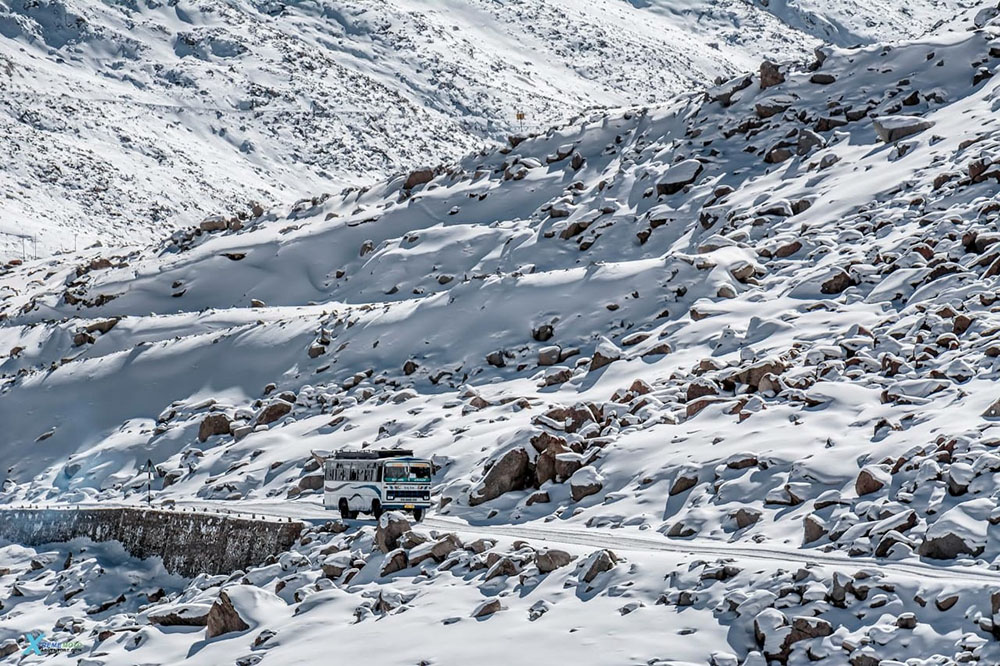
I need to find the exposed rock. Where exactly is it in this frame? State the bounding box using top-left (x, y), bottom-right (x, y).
top-left (198, 413), bottom-right (232, 442)
top-left (532, 324), bottom-right (555, 342)
top-left (656, 159), bottom-right (703, 196)
top-left (403, 167), bottom-right (434, 190)
top-left (569, 467), bottom-right (604, 502)
top-left (873, 116), bottom-right (935, 143)
top-left (472, 598), bottom-right (502, 618)
top-left (256, 399), bottom-right (293, 426)
top-left (380, 548), bottom-right (409, 576)
top-left (581, 549), bottom-right (618, 583)
top-left (298, 474), bottom-right (323, 491)
top-left (149, 603), bottom-right (211, 627)
top-left (670, 470), bottom-right (699, 496)
top-left (469, 447), bottom-right (531, 506)
top-left (538, 346), bottom-right (561, 366)
top-left (589, 337), bottom-right (621, 372)
top-left (206, 590), bottom-right (250, 638)
top-left (535, 549), bottom-right (573, 573)
top-left (376, 512), bottom-right (411, 553)
top-left (733, 508), bottom-right (762, 529)
top-left (760, 61), bottom-right (784, 89)
top-left (855, 465), bottom-right (890, 496)
top-left (526, 490), bottom-right (550, 506)
top-left (821, 269), bottom-right (853, 294)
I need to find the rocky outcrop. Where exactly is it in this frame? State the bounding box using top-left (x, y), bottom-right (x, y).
top-left (469, 447), bottom-right (531, 506)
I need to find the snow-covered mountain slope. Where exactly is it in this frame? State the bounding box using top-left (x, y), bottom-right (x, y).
top-left (0, 0), bottom-right (975, 257)
top-left (6, 9), bottom-right (1000, 665)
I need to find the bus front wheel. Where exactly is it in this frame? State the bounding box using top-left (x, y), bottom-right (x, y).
top-left (372, 500), bottom-right (383, 519)
top-left (412, 508), bottom-right (424, 522)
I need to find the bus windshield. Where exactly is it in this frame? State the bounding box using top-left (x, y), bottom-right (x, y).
top-left (384, 463), bottom-right (431, 482)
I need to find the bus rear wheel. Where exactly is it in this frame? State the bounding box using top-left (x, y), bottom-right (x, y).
top-left (339, 499), bottom-right (352, 521)
top-left (412, 508), bottom-right (424, 522)
top-left (371, 500), bottom-right (383, 519)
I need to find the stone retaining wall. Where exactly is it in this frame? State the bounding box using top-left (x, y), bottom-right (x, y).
top-left (0, 507), bottom-right (303, 576)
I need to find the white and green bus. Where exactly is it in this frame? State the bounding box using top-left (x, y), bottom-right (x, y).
top-left (323, 449), bottom-right (433, 521)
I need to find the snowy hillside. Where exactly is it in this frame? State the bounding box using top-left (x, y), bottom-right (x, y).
top-left (0, 0), bottom-right (975, 257)
top-left (6, 5), bottom-right (1000, 666)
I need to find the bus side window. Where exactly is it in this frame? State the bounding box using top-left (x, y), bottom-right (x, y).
top-left (377, 466), bottom-right (383, 482)
top-left (349, 466), bottom-right (357, 481)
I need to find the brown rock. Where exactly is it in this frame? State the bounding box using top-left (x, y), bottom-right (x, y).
top-left (376, 512), bottom-right (412, 553)
top-left (256, 399), bottom-right (293, 426)
top-left (821, 269), bottom-right (852, 294)
top-left (469, 447), bottom-right (531, 506)
top-left (760, 61), bottom-right (784, 89)
top-left (535, 549), bottom-right (573, 573)
top-left (403, 167), bottom-right (434, 190)
top-left (582, 549), bottom-right (618, 583)
top-left (206, 590), bottom-right (250, 638)
top-left (198, 413), bottom-right (232, 442)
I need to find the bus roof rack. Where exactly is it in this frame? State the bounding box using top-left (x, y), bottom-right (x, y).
top-left (331, 449), bottom-right (415, 460)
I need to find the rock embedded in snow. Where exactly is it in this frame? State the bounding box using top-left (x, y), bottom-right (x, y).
top-left (380, 549), bottom-right (409, 576)
top-left (872, 116), bottom-right (935, 143)
top-left (469, 447), bottom-right (531, 506)
top-left (759, 61), bottom-right (785, 89)
top-left (376, 512), bottom-right (411, 553)
top-left (403, 167), bottom-right (434, 190)
top-left (569, 466), bottom-right (604, 502)
top-left (918, 500), bottom-right (990, 559)
top-left (0, 640), bottom-right (17, 659)
top-left (656, 159), bottom-right (703, 196)
top-left (255, 399), bottom-right (293, 426)
top-left (198, 413), bottom-right (232, 442)
top-left (535, 549), bottom-right (573, 573)
top-left (581, 549), bottom-right (618, 583)
top-left (206, 590), bottom-right (250, 638)
top-left (472, 598), bottom-right (502, 618)
top-left (148, 603), bottom-right (211, 627)
top-left (538, 346), bottom-right (561, 366)
top-left (855, 465), bottom-right (891, 496)
top-left (589, 337), bottom-right (621, 372)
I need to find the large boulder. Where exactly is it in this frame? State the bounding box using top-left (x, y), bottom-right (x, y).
top-left (872, 116), bottom-right (935, 143)
top-left (581, 549), bottom-right (618, 583)
top-left (855, 465), bottom-right (891, 496)
top-left (148, 602), bottom-right (211, 627)
top-left (256, 399), bottom-right (293, 426)
top-left (206, 590), bottom-right (250, 638)
top-left (589, 337), bottom-right (621, 372)
top-left (403, 167), bottom-right (434, 190)
top-left (376, 512), bottom-right (411, 553)
top-left (760, 60), bottom-right (784, 89)
top-left (469, 447), bottom-right (531, 506)
top-left (569, 466), bottom-right (604, 502)
top-left (198, 413), bottom-right (232, 442)
top-left (918, 500), bottom-right (991, 559)
top-left (535, 549), bottom-right (573, 573)
top-left (656, 160), bottom-right (703, 196)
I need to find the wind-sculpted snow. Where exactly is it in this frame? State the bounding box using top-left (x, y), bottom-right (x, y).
top-left (0, 0), bottom-right (973, 256)
top-left (5, 12), bottom-right (1000, 665)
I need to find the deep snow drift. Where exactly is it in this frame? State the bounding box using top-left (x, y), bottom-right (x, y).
top-left (5, 5), bottom-right (1000, 665)
top-left (0, 0), bottom-right (977, 256)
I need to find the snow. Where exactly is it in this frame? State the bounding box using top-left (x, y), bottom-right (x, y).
top-left (0, 0), bottom-right (975, 256)
top-left (4, 4), bottom-right (1000, 665)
